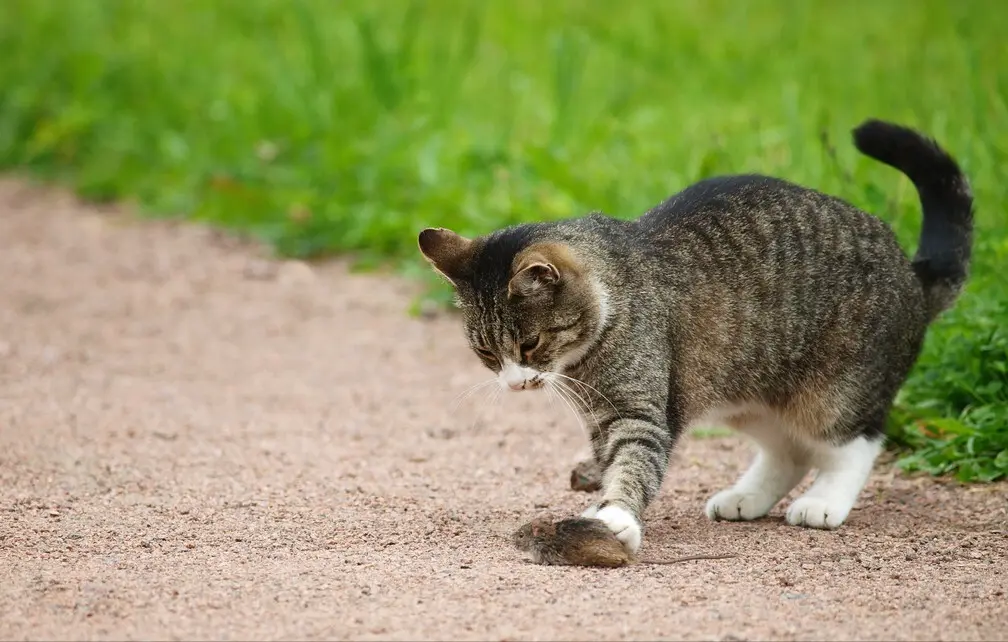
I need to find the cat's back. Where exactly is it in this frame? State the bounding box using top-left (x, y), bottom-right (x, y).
top-left (636, 174), bottom-right (854, 235)
top-left (632, 173), bottom-right (908, 279)
top-left (627, 173), bottom-right (926, 414)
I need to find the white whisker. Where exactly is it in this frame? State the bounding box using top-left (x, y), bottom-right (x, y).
top-left (466, 379), bottom-right (501, 432)
top-left (547, 379), bottom-right (590, 441)
top-left (548, 372), bottom-right (622, 420)
top-left (544, 382), bottom-right (558, 409)
top-left (550, 376), bottom-right (601, 434)
top-left (450, 378), bottom-right (496, 414)
top-left (470, 384), bottom-right (491, 432)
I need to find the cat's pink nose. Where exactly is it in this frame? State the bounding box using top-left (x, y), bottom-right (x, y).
top-left (508, 381), bottom-right (524, 391)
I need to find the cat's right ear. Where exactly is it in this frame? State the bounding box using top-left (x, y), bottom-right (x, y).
top-left (418, 227), bottom-right (474, 286)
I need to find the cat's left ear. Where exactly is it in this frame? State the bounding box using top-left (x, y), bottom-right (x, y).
top-left (508, 255), bottom-right (561, 298)
top-left (418, 227), bottom-right (474, 286)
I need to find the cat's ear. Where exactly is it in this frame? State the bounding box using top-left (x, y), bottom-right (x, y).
top-left (418, 227), bottom-right (474, 286)
top-left (508, 256), bottom-right (561, 298)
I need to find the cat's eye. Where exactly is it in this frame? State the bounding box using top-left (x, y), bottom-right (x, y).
top-left (519, 335), bottom-right (542, 356)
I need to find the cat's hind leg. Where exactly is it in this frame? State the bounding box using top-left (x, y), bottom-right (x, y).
top-left (785, 433), bottom-right (883, 529)
top-left (706, 411), bottom-right (810, 522)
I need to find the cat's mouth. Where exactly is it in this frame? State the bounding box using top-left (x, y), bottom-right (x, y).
top-left (498, 361), bottom-right (545, 391)
top-left (505, 375), bottom-right (545, 392)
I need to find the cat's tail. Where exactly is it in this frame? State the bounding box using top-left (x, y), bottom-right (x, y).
top-left (852, 119), bottom-right (974, 321)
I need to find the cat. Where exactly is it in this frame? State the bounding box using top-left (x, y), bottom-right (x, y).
top-left (417, 119), bottom-right (973, 555)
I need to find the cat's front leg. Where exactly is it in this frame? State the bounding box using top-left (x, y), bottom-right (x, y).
top-left (581, 413), bottom-right (672, 554)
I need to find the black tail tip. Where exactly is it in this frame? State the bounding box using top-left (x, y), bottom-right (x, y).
top-left (850, 117), bottom-right (968, 192)
top-left (851, 118), bottom-right (925, 155)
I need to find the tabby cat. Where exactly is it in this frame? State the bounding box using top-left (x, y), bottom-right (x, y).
top-left (418, 119), bottom-right (972, 554)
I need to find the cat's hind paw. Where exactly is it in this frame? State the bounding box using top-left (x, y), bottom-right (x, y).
top-left (705, 488), bottom-right (775, 521)
top-left (785, 497), bottom-right (848, 530)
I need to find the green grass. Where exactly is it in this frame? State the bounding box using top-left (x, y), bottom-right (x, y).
top-left (690, 426), bottom-right (737, 440)
top-left (1, 0), bottom-right (1005, 481)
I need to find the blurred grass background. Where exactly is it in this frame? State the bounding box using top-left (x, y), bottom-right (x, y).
top-left (0, 0), bottom-right (1005, 481)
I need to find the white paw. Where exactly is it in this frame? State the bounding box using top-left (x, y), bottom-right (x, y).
top-left (594, 504), bottom-right (642, 554)
top-left (705, 489), bottom-right (773, 521)
top-left (785, 497), bottom-right (848, 529)
top-left (580, 504), bottom-right (599, 519)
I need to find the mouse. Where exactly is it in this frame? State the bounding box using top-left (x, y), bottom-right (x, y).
top-left (513, 516), bottom-right (736, 568)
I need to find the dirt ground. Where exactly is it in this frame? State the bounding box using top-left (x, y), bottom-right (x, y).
top-left (1, 177), bottom-right (1006, 642)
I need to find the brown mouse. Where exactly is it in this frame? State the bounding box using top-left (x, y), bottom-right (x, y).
top-left (513, 516), bottom-right (735, 568)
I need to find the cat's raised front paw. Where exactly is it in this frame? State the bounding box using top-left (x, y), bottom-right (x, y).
top-left (570, 459), bottom-right (602, 492)
top-left (584, 503), bottom-right (642, 554)
top-left (785, 496), bottom-right (848, 529)
top-left (705, 488), bottom-right (775, 521)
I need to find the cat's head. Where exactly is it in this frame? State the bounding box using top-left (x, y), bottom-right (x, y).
top-left (418, 226), bottom-right (608, 391)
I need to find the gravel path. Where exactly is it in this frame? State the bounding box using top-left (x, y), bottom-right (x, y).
top-left (1, 177), bottom-right (1006, 641)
